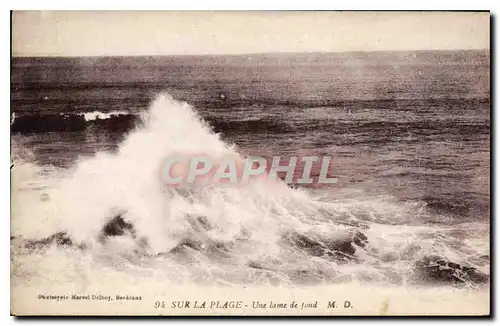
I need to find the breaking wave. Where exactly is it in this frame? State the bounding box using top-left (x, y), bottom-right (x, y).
top-left (11, 93), bottom-right (490, 287)
top-left (78, 110), bottom-right (131, 121)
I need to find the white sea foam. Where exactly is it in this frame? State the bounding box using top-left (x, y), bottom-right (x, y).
top-left (79, 110), bottom-right (130, 121)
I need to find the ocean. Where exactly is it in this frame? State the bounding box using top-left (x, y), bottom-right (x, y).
top-left (11, 51), bottom-right (490, 300)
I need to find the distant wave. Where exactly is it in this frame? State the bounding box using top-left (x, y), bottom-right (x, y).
top-left (9, 110), bottom-right (294, 135)
top-left (11, 112), bottom-right (137, 133)
top-left (77, 110), bottom-right (130, 121)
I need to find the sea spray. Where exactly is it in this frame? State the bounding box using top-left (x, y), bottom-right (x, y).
top-left (25, 93), bottom-right (341, 256)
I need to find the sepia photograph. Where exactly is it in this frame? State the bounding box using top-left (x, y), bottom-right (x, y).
top-left (10, 11), bottom-right (490, 316)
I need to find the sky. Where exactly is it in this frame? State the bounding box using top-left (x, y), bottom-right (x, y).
top-left (12, 11), bottom-right (490, 56)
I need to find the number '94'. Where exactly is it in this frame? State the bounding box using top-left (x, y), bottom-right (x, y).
top-left (154, 301), bottom-right (166, 308)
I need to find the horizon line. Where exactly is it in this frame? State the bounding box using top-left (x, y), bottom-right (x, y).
top-left (11, 48), bottom-right (490, 59)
